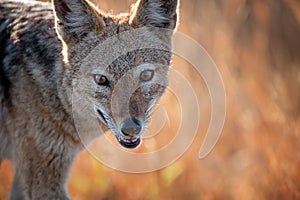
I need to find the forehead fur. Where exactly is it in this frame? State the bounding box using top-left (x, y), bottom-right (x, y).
top-left (107, 49), bottom-right (172, 80)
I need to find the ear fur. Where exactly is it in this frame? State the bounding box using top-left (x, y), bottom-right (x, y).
top-left (130, 0), bottom-right (179, 29)
top-left (52, 0), bottom-right (105, 44)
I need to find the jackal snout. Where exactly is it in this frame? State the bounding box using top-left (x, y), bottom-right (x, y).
top-left (120, 118), bottom-right (142, 136)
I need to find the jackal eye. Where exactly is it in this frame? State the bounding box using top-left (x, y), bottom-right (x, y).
top-left (140, 70), bottom-right (154, 82)
top-left (94, 74), bottom-right (109, 86)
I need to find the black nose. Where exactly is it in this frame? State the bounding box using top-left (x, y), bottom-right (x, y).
top-left (121, 118), bottom-right (142, 136)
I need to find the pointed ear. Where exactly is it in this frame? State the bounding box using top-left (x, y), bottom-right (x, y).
top-left (130, 0), bottom-right (179, 29)
top-left (52, 0), bottom-right (105, 44)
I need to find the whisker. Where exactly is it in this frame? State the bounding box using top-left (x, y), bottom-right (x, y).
top-left (147, 103), bottom-right (161, 116)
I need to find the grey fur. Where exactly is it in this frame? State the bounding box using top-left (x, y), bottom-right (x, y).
top-left (0, 0), bottom-right (178, 199)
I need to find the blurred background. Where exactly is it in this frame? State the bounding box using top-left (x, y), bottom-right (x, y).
top-left (1, 0), bottom-right (300, 199)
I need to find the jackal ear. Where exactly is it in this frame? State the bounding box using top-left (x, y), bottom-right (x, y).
top-left (52, 0), bottom-right (105, 44)
top-left (130, 0), bottom-right (179, 29)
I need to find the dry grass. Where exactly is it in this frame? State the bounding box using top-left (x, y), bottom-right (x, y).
top-left (1, 0), bottom-right (300, 199)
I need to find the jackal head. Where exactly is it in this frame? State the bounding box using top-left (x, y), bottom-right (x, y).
top-left (53, 0), bottom-right (179, 149)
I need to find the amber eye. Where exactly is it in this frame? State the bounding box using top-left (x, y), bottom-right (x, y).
top-left (140, 70), bottom-right (154, 82)
top-left (94, 74), bottom-right (109, 86)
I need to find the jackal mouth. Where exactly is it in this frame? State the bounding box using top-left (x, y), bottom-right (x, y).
top-left (96, 109), bottom-right (141, 149)
top-left (116, 134), bottom-right (141, 149)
